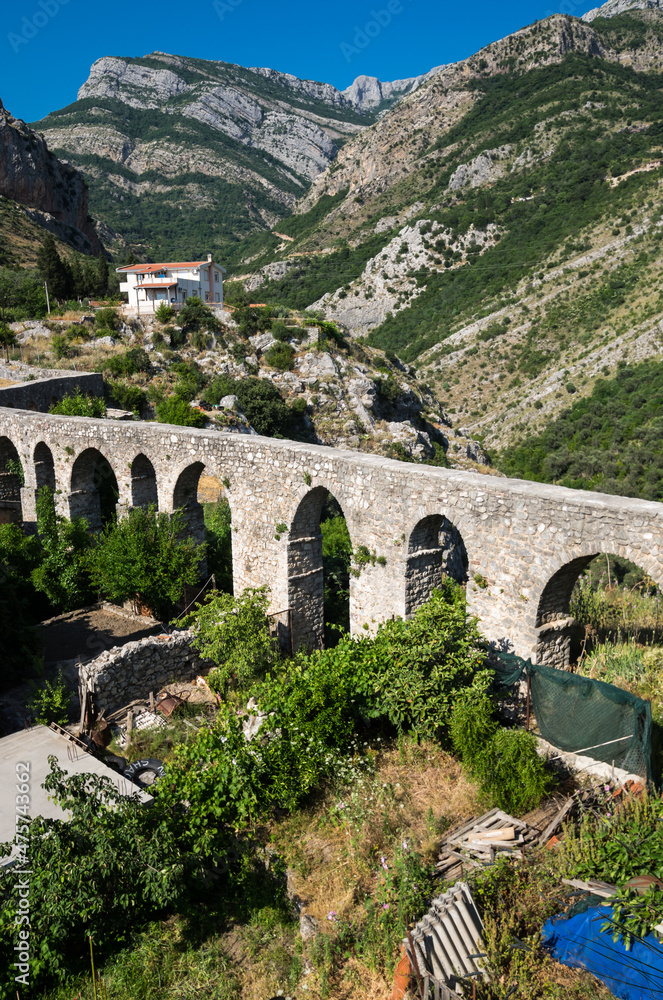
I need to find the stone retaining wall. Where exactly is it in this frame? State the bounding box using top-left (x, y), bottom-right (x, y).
top-left (78, 629), bottom-right (213, 715)
top-left (0, 372), bottom-right (103, 412)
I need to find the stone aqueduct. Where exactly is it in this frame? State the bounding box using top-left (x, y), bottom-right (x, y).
top-left (1, 397), bottom-right (663, 666)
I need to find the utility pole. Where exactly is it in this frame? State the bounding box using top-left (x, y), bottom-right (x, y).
top-left (44, 282), bottom-right (50, 314)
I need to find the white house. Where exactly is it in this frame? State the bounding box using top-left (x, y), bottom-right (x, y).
top-left (116, 254), bottom-right (226, 314)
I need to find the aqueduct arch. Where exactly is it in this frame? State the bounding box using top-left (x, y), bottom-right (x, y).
top-left (533, 547), bottom-right (663, 668)
top-left (69, 448), bottom-right (120, 531)
top-left (131, 454), bottom-right (158, 510)
top-left (0, 407), bottom-right (662, 659)
top-left (405, 513), bottom-right (468, 617)
top-left (286, 485), bottom-right (352, 651)
top-left (0, 436), bottom-right (23, 525)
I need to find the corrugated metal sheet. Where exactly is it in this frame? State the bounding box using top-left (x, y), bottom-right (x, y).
top-left (404, 881), bottom-right (487, 998)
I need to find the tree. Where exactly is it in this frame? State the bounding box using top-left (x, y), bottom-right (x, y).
top-left (31, 487), bottom-right (93, 613)
top-left (86, 505), bottom-right (205, 619)
top-left (36, 235), bottom-right (70, 300)
top-left (95, 253), bottom-right (109, 297)
top-left (69, 256), bottom-right (85, 299)
top-left (179, 586), bottom-right (275, 691)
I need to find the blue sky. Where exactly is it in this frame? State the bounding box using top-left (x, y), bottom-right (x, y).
top-left (3, 0), bottom-right (596, 123)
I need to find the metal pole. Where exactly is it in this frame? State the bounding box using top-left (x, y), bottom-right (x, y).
top-left (44, 282), bottom-right (50, 314)
top-left (525, 673), bottom-right (531, 732)
top-left (89, 937), bottom-right (98, 1000)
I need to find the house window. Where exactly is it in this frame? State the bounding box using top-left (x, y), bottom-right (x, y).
top-left (214, 272), bottom-right (219, 283)
top-left (205, 292), bottom-right (210, 302)
top-left (215, 293), bottom-right (220, 302)
top-left (182, 290), bottom-right (187, 300)
top-left (156, 290), bottom-right (167, 300)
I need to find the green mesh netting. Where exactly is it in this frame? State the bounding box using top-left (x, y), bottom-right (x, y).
top-left (493, 654), bottom-right (653, 782)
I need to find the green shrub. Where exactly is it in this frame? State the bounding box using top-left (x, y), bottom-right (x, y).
top-left (265, 341), bottom-right (295, 370)
top-left (106, 379), bottom-right (146, 414)
top-left (179, 586), bottom-right (275, 692)
top-left (49, 389), bottom-right (106, 418)
top-left (271, 320), bottom-right (291, 342)
top-left (152, 330), bottom-right (165, 350)
top-left (102, 347), bottom-right (151, 377)
top-left (155, 302), bottom-right (175, 324)
top-left (179, 296), bottom-right (219, 332)
top-left (94, 307), bottom-right (121, 331)
top-left (450, 691), bottom-right (552, 814)
top-left (190, 329), bottom-right (212, 351)
top-left (155, 396), bottom-right (206, 428)
top-left (28, 670), bottom-right (71, 726)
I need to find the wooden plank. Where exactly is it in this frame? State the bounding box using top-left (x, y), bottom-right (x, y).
top-left (562, 878), bottom-right (617, 898)
top-left (537, 798), bottom-right (574, 845)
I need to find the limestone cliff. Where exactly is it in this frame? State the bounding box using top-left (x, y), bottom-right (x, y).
top-left (0, 98), bottom-right (101, 254)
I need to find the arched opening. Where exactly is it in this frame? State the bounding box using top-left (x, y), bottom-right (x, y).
top-left (287, 486), bottom-right (351, 651)
top-left (34, 442), bottom-right (55, 492)
top-left (535, 553), bottom-right (663, 669)
top-left (130, 454), bottom-right (158, 509)
top-left (70, 448), bottom-right (119, 531)
top-left (199, 470), bottom-right (232, 594)
top-left (173, 462), bottom-right (206, 547)
top-left (0, 437), bottom-right (23, 525)
top-left (405, 514), bottom-right (468, 616)
top-left (320, 495), bottom-right (351, 646)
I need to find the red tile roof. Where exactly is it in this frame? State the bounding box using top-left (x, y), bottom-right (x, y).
top-left (117, 261), bottom-right (209, 273)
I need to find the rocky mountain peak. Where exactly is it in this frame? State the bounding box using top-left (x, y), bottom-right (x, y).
top-left (582, 0), bottom-right (663, 20)
top-left (342, 74), bottom-right (421, 110)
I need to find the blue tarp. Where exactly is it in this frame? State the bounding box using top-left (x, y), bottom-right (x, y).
top-left (542, 904), bottom-right (663, 1000)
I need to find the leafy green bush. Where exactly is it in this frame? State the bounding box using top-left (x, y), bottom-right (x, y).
top-left (102, 347), bottom-right (151, 377)
top-left (94, 307), bottom-right (121, 331)
top-left (87, 505), bottom-right (204, 619)
top-left (450, 691), bottom-right (552, 813)
top-left (270, 320), bottom-right (291, 342)
top-left (202, 375), bottom-right (304, 438)
top-left (28, 670), bottom-right (71, 726)
top-left (190, 329), bottom-right (212, 351)
top-left (179, 296), bottom-right (219, 332)
top-left (155, 396), bottom-right (207, 428)
top-left (49, 389), bottom-right (106, 418)
top-left (265, 341), bottom-right (295, 370)
top-left (31, 487), bottom-right (93, 612)
top-left (261, 585), bottom-right (489, 742)
top-left (105, 379), bottom-right (146, 414)
top-left (179, 586), bottom-right (275, 692)
top-left (0, 759), bottom-right (194, 993)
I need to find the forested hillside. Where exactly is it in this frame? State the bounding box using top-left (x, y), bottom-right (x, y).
top-left (232, 10), bottom-right (663, 448)
top-left (497, 359), bottom-right (663, 501)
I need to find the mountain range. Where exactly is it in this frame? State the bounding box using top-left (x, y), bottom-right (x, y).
top-left (2, 0), bottom-right (662, 456)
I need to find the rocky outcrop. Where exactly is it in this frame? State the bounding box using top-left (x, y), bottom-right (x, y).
top-left (448, 146), bottom-right (512, 191)
top-left (343, 74), bottom-right (421, 110)
top-left (310, 218), bottom-right (501, 337)
top-left (583, 0), bottom-right (663, 21)
top-left (0, 97), bottom-right (101, 253)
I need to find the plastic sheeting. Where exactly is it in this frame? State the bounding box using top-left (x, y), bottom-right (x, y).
top-left (542, 903), bottom-right (663, 1000)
